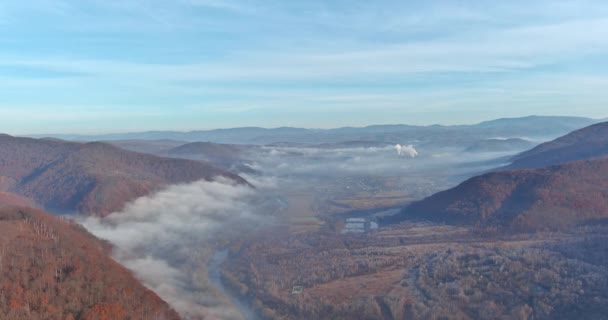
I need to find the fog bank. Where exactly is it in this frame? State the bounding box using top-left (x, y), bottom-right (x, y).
top-left (83, 177), bottom-right (273, 319)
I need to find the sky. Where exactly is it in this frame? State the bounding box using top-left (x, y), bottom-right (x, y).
top-left (0, 0), bottom-right (607, 134)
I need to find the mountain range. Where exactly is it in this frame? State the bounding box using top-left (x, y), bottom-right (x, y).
top-left (390, 121), bottom-right (608, 230)
top-left (2, 116), bottom-right (607, 319)
top-left (30, 116), bottom-right (601, 145)
top-left (508, 121), bottom-right (608, 169)
top-left (0, 135), bottom-right (246, 216)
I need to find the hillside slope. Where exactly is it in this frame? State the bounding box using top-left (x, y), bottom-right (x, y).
top-left (391, 157), bottom-right (608, 229)
top-left (464, 138), bottom-right (534, 153)
top-left (106, 139), bottom-right (187, 155)
top-left (0, 206), bottom-right (180, 320)
top-left (167, 141), bottom-right (250, 161)
top-left (0, 135), bottom-right (246, 216)
top-left (508, 121), bottom-right (608, 169)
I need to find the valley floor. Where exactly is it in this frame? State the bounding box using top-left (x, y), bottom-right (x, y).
top-left (218, 222), bottom-right (608, 320)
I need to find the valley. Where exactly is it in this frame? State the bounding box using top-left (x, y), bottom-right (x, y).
top-left (194, 120), bottom-right (608, 319)
top-left (4, 1), bottom-right (608, 319)
top-left (1, 117), bottom-right (608, 320)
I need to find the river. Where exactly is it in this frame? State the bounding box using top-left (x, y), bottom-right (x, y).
top-left (208, 250), bottom-right (260, 320)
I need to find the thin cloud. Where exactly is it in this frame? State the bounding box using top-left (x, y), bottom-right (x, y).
top-left (1, 0), bottom-right (607, 130)
top-left (3, 17), bottom-right (607, 81)
top-left (183, 0), bottom-right (256, 14)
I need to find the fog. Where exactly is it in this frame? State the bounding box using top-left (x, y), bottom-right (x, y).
top-left (82, 177), bottom-right (276, 319)
top-left (248, 145), bottom-right (516, 181)
top-left (81, 142), bottom-right (530, 319)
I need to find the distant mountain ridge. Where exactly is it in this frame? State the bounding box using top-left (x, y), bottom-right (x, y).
top-left (474, 115), bottom-right (595, 129)
top-left (0, 135), bottom-right (247, 216)
top-left (29, 116), bottom-right (601, 145)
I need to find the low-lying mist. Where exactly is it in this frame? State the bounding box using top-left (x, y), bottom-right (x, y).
top-left (82, 177), bottom-right (276, 319)
top-left (81, 142), bottom-right (532, 319)
top-left (250, 145), bottom-right (518, 181)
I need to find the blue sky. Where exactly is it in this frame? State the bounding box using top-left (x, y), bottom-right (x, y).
top-left (0, 0), bottom-right (607, 134)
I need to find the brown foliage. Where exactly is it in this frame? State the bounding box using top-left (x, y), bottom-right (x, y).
top-left (0, 135), bottom-right (246, 216)
top-left (0, 206), bottom-right (180, 320)
top-left (509, 121), bottom-right (608, 169)
top-left (396, 157), bottom-right (608, 230)
top-left (223, 224), bottom-right (608, 320)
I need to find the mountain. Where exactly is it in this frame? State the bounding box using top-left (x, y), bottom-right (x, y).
top-left (29, 116), bottom-right (600, 145)
top-left (165, 141), bottom-right (261, 174)
top-left (508, 121), bottom-right (608, 169)
top-left (384, 121), bottom-right (608, 230)
top-left (167, 141), bottom-right (250, 161)
top-left (106, 139), bottom-right (188, 156)
top-left (0, 206), bottom-right (180, 320)
top-left (464, 138), bottom-right (535, 153)
top-left (474, 115), bottom-right (596, 134)
top-left (0, 135), bottom-right (247, 216)
top-left (313, 140), bottom-right (394, 149)
top-left (34, 127), bottom-right (312, 144)
top-left (0, 192), bottom-right (36, 208)
top-left (390, 157), bottom-right (608, 230)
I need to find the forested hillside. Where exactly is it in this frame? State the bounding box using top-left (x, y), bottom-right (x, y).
top-left (0, 135), bottom-right (246, 216)
top-left (0, 206), bottom-right (180, 320)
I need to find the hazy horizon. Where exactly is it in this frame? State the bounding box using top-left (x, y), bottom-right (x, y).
top-left (8, 114), bottom-right (608, 136)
